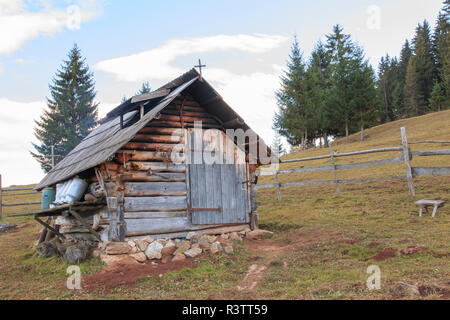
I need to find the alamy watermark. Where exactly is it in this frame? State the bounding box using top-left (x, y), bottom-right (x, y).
top-left (366, 265), bottom-right (381, 290)
top-left (366, 5), bottom-right (381, 30)
top-left (66, 265), bottom-right (81, 290)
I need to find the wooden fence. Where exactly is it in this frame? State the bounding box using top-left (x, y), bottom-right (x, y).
top-left (0, 174), bottom-right (41, 218)
top-left (256, 127), bottom-right (450, 199)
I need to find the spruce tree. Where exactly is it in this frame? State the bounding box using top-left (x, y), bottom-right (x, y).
top-left (136, 81), bottom-right (151, 95)
top-left (404, 57), bottom-right (424, 116)
top-left (429, 82), bottom-right (446, 111)
top-left (31, 44), bottom-right (98, 173)
top-left (274, 36), bottom-right (309, 146)
top-left (393, 40), bottom-right (413, 117)
top-left (433, 5), bottom-right (449, 106)
top-left (412, 20), bottom-right (436, 111)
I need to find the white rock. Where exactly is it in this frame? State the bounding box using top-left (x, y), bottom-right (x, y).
top-left (210, 241), bottom-right (222, 254)
top-left (184, 247), bottom-right (202, 258)
top-left (144, 241), bottom-right (164, 260)
top-left (135, 239), bottom-right (149, 251)
top-left (165, 239), bottom-right (176, 248)
top-left (224, 245), bottom-right (234, 254)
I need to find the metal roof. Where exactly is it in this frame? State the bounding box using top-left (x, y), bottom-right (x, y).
top-left (35, 69), bottom-right (274, 190)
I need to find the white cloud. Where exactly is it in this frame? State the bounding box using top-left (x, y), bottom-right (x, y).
top-left (94, 34), bottom-right (288, 82)
top-left (0, 0), bottom-right (101, 55)
top-left (94, 34), bottom-right (289, 147)
top-left (0, 98), bottom-right (47, 186)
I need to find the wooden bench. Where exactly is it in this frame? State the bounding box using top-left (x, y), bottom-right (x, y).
top-left (415, 200), bottom-right (446, 217)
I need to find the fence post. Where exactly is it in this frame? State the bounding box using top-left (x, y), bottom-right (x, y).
top-left (274, 167), bottom-right (282, 201)
top-left (329, 145), bottom-right (341, 196)
top-left (400, 127), bottom-right (415, 196)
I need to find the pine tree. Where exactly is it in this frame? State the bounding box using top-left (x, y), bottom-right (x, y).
top-left (412, 20), bottom-right (436, 111)
top-left (274, 36), bottom-right (309, 146)
top-left (31, 44), bottom-right (98, 173)
top-left (305, 41), bottom-right (332, 147)
top-left (136, 81), bottom-right (151, 95)
top-left (393, 40), bottom-right (413, 117)
top-left (429, 82), bottom-right (446, 111)
top-left (433, 5), bottom-right (450, 105)
top-left (271, 131), bottom-right (285, 157)
top-left (404, 57), bottom-right (424, 116)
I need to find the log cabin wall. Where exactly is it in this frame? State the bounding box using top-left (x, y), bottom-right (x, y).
top-left (94, 93), bottom-right (250, 239)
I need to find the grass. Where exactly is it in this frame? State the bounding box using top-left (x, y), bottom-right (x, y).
top-left (0, 110), bottom-right (449, 299)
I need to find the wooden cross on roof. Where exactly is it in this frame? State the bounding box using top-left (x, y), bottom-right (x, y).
top-left (194, 59), bottom-right (206, 81)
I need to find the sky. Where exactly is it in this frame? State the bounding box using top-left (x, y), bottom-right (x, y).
top-left (0, 0), bottom-right (445, 187)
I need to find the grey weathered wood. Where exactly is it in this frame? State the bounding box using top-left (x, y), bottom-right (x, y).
top-left (401, 127), bottom-right (415, 196)
top-left (411, 149), bottom-right (450, 156)
top-left (255, 175), bottom-right (406, 189)
top-left (125, 217), bottom-right (219, 236)
top-left (124, 182), bottom-right (187, 196)
top-left (412, 166), bottom-right (450, 176)
top-left (329, 145), bottom-right (340, 196)
top-left (273, 168), bottom-right (282, 200)
top-left (124, 196), bottom-right (187, 212)
top-left (125, 161), bottom-right (186, 172)
top-left (281, 147), bottom-right (403, 163)
top-left (124, 211), bottom-right (186, 219)
top-left (188, 130), bottom-right (248, 225)
top-left (2, 202), bottom-right (41, 207)
top-left (408, 140), bottom-right (450, 144)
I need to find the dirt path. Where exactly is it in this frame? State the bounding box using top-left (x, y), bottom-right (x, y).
top-left (236, 227), bottom-right (346, 292)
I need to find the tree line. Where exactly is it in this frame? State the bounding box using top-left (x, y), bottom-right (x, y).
top-left (274, 1), bottom-right (449, 149)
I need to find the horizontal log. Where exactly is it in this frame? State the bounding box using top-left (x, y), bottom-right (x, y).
top-left (123, 142), bottom-right (183, 152)
top-left (121, 171), bottom-right (186, 182)
top-left (158, 114), bottom-right (218, 124)
top-left (1, 187), bottom-right (36, 192)
top-left (411, 149), bottom-right (450, 156)
top-left (256, 175), bottom-right (406, 189)
top-left (281, 147), bottom-right (403, 163)
top-left (149, 120), bottom-right (223, 130)
top-left (1, 201), bottom-right (41, 207)
top-left (124, 211), bottom-right (186, 219)
top-left (132, 134), bottom-right (183, 143)
top-left (162, 109), bottom-right (215, 119)
top-left (408, 140), bottom-right (450, 144)
top-left (125, 224), bottom-right (248, 239)
top-left (119, 151), bottom-right (183, 162)
top-left (125, 216), bottom-right (247, 237)
top-left (257, 156), bottom-right (404, 176)
top-left (124, 196), bottom-right (187, 212)
top-left (412, 166), bottom-right (450, 176)
top-left (139, 127), bottom-right (185, 136)
top-left (125, 162), bottom-right (186, 173)
top-left (124, 182), bottom-right (187, 196)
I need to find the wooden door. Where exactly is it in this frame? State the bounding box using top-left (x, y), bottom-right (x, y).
top-left (187, 129), bottom-right (249, 225)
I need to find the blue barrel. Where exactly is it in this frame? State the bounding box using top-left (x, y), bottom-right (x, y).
top-left (42, 188), bottom-right (56, 209)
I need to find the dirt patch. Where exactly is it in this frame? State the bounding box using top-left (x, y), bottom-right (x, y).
top-left (371, 247), bottom-right (397, 261)
top-left (236, 264), bottom-right (267, 291)
top-left (82, 257), bottom-right (197, 293)
top-left (400, 246), bottom-right (427, 255)
top-left (339, 239), bottom-right (359, 245)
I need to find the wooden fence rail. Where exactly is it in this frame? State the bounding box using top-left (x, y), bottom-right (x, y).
top-left (0, 174), bottom-right (41, 218)
top-left (256, 127), bottom-right (450, 199)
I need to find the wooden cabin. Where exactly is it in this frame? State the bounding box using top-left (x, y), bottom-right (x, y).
top-left (35, 69), bottom-right (274, 242)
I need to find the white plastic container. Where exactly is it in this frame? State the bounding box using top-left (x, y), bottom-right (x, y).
top-left (64, 177), bottom-right (88, 203)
